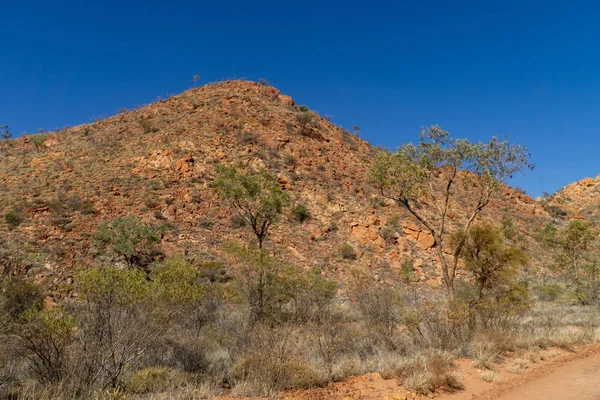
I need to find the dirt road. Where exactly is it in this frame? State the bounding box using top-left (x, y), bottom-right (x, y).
top-left (491, 352), bottom-right (600, 400)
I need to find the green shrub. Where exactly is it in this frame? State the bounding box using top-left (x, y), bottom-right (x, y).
top-left (1, 279), bottom-right (44, 320)
top-left (30, 135), bottom-right (46, 151)
top-left (94, 216), bottom-right (162, 267)
top-left (16, 307), bottom-right (76, 384)
top-left (292, 204), bottom-right (310, 223)
top-left (4, 210), bottom-right (23, 228)
top-left (340, 243), bottom-right (357, 260)
top-left (538, 283), bottom-right (565, 302)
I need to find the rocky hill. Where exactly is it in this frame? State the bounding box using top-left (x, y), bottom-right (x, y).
top-left (544, 175), bottom-right (600, 224)
top-left (0, 80), bottom-right (555, 294)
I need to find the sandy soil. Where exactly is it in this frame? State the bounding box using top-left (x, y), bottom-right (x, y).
top-left (444, 343), bottom-right (600, 400)
top-left (219, 343), bottom-right (600, 400)
top-left (485, 349), bottom-right (600, 400)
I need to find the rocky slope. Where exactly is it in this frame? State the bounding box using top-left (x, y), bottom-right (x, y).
top-left (0, 80), bottom-right (555, 293)
top-left (544, 175), bottom-right (600, 224)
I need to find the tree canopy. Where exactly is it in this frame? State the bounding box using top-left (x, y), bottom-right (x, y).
top-left (368, 126), bottom-right (533, 296)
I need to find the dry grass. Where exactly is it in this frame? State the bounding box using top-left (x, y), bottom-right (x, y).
top-left (480, 370), bottom-right (498, 383)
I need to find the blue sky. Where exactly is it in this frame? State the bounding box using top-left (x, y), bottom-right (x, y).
top-left (2, 1), bottom-right (599, 197)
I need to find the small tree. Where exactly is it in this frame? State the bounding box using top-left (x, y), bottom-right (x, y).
top-left (30, 135), bottom-right (46, 152)
top-left (212, 164), bottom-right (290, 249)
top-left (226, 244), bottom-right (293, 324)
top-left (226, 243), bottom-right (335, 325)
top-left (552, 220), bottom-right (599, 304)
top-left (0, 125), bottom-right (11, 140)
top-left (532, 223), bottom-right (559, 284)
top-left (15, 307), bottom-right (75, 384)
top-left (295, 112), bottom-right (313, 136)
top-left (368, 126), bottom-right (533, 297)
top-left (454, 223), bottom-right (528, 301)
top-left (94, 216), bottom-right (162, 267)
top-left (76, 264), bottom-right (196, 389)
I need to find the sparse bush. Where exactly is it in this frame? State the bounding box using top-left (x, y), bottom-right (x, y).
top-left (80, 200), bottom-right (96, 215)
top-left (0, 124), bottom-right (11, 140)
top-left (340, 243), bottom-right (356, 260)
top-left (295, 112), bottom-right (313, 136)
top-left (139, 118), bottom-right (157, 134)
top-left (126, 367), bottom-right (188, 394)
top-left (230, 325), bottom-right (323, 396)
top-left (4, 210), bottom-right (23, 228)
top-left (94, 216), bottom-right (162, 267)
top-left (349, 274), bottom-right (405, 350)
top-left (292, 204), bottom-right (310, 222)
top-left (30, 135), bottom-right (46, 151)
top-left (480, 370), bottom-right (497, 382)
top-left (230, 214), bottom-right (247, 228)
top-left (283, 153), bottom-right (297, 166)
top-left (470, 332), bottom-right (505, 370)
top-left (240, 131), bottom-right (258, 144)
top-left (538, 283), bottom-right (565, 302)
top-left (379, 226), bottom-right (395, 243)
top-left (1, 279), bottom-right (44, 321)
top-left (14, 307), bottom-right (76, 384)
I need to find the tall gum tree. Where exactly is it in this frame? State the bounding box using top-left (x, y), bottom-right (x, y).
top-left (368, 126), bottom-right (533, 297)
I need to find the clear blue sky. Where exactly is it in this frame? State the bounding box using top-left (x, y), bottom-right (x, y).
top-left (2, 1), bottom-right (599, 197)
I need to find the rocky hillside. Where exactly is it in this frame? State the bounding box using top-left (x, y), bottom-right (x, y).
top-left (0, 80), bottom-right (554, 293)
top-left (544, 175), bottom-right (600, 224)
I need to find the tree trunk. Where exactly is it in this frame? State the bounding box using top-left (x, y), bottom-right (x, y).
top-left (435, 241), bottom-right (455, 298)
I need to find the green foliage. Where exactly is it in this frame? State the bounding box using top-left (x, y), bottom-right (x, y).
top-left (538, 283), bottom-right (565, 302)
top-left (212, 164), bottom-right (290, 248)
top-left (453, 223), bottom-right (532, 331)
top-left (76, 265), bottom-right (176, 388)
top-left (30, 135), bottom-right (46, 151)
top-left (1, 279), bottom-right (44, 321)
top-left (292, 204), bottom-right (310, 222)
top-left (4, 209), bottom-right (23, 228)
top-left (551, 220), bottom-right (599, 304)
top-left (151, 256), bottom-right (203, 305)
top-left (78, 266), bottom-right (152, 308)
top-left (289, 267), bottom-right (337, 323)
top-left (367, 126), bottom-right (533, 297)
top-left (454, 224), bottom-right (529, 300)
top-left (401, 259), bottom-right (417, 283)
top-left (94, 216), bottom-right (162, 267)
top-left (340, 243), bottom-right (357, 260)
top-left (225, 244), bottom-right (294, 323)
top-left (225, 243), bottom-right (335, 324)
top-left (16, 307), bottom-right (76, 383)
